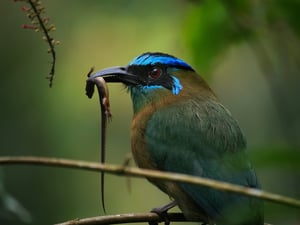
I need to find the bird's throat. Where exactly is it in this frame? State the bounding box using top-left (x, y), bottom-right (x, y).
top-left (129, 86), bottom-right (173, 115)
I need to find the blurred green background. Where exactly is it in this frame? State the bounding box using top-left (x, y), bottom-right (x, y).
top-left (1, 0), bottom-right (300, 224)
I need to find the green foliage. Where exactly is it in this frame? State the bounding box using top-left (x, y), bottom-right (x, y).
top-left (250, 147), bottom-right (300, 169)
top-left (267, 0), bottom-right (300, 35)
top-left (183, 0), bottom-right (256, 75)
top-left (184, 1), bottom-right (232, 75)
top-left (184, 0), bottom-right (300, 76)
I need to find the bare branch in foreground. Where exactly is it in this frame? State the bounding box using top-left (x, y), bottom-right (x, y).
top-left (0, 156), bottom-right (300, 209)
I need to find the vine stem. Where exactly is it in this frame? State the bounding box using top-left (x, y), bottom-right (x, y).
top-left (0, 156), bottom-right (300, 209)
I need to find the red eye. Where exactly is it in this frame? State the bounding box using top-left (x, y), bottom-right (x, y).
top-left (149, 67), bottom-right (162, 79)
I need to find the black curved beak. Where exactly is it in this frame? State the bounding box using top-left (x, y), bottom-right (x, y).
top-left (86, 66), bottom-right (137, 98)
top-left (88, 66), bottom-right (137, 84)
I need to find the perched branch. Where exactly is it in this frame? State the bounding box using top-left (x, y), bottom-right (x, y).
top-left (14, 0), bottom-right (59, 87)
top-left (55, 212), bottom-right (186, 225)
top-left (0, 156), bottom-right (300, 210)
top-left (55, 213), bottom-right (273, 225)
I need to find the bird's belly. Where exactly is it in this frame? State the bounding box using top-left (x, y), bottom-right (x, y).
top-left (132, 149), bottom-right (210, 222)
top-left (155, 179), bottom-right (211, 223)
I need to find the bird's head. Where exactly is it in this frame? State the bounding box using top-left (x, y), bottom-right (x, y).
top-left (87, 52), bottom-right (214, 113)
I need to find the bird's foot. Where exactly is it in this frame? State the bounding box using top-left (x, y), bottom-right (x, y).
top-left (149, 201), bottom-right (177, 225)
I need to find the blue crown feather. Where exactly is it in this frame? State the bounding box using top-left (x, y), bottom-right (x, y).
top-left (129, 52), bottom-right (194, 71)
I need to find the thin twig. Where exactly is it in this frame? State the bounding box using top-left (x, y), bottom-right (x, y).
top-left (15, 0), bottom-right (58, 87)
top-left (27, 0), bottom-right (56, 87)
top-left (0, 156), bottom-right (300, 209)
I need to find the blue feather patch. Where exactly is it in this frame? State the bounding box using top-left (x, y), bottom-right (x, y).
top-left (141, 85), bottom-right (163, 92)
top-left (138, 77), bottom-right (182, 95)
top-left (129, 52), bottom-right (193, 71)
top-left (171, 76), bottom-right (182, 95)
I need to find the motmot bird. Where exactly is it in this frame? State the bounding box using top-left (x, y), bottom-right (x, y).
top-left (88, 52), bottom-right (264, 225)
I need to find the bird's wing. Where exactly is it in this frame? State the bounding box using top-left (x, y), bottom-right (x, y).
top-left (145, 99), bottom-right (263, 223)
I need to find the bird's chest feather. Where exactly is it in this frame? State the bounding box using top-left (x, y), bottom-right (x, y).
top-left (131, 104), bottom-right (158, 170)
top-left (130, 89), bottom-right (178, 170)
top-left (131, 96), bottom-right (246, 170)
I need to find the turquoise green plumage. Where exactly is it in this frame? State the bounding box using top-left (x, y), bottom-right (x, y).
top-left (87, 52), bottom-right (264, 225)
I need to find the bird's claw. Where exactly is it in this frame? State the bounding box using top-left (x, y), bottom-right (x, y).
top-left (149, 201), bottom-right (177, 225)
top-left (150, 207), bottom-right (170, 225)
